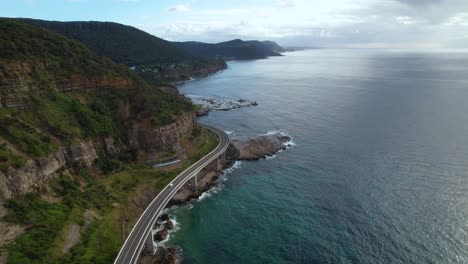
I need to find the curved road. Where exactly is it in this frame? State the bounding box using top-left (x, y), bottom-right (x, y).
top-left (114, 124), bottom-right (230, 264)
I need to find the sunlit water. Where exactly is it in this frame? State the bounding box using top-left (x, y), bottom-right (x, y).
top-left (166, 49), bottom-right (468, 263)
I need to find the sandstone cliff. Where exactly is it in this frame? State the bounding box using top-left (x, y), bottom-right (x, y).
top-left (0, 61), bottom-right (137, 109)
top-left (0, 19), bottom-right (198, 215)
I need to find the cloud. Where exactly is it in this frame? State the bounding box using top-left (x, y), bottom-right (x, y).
top-left (167, 4), bottom-right (189, 12)
top-left (136, 0), bottom-right (468, 48)
top-left (276, 0), bottom-right (295, 8)
top-left (395, 0), bottom-right (443, 7)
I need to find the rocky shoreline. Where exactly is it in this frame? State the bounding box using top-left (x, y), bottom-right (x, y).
top-left (232, 132), bottom-right (293, 160)
top-left (185, 95), bottom-right (258, 116)
top-left (140, 131), bottom-right (294, 264)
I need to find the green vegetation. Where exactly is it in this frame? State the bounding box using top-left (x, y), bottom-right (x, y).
top-left (174, 39), bottom-right (283, 60)
top-left (2, 128), bottom-right (218, 264)
top-left (0, 18), bottom-right (194, 158)
top-left (4, 194), bottom-right (70, 264)
top-left (16, 18), bottom-right (227, 84)
top-left (29, 93), bottom-right (116, 140)
top-left (0, 111), bottom-right (58, 158)
top-left (186, 127), bottom-right (219, 165)
top-left (0, 92), bottom-right (119, 157)
top-left (0, 19), bottom-right (132, 79)
top-left (0, 144), bottom-right (25, 173)
top-left (17, 19), bottom-right (194, 66)
top-left (0, 18), bottom-right (219, 264)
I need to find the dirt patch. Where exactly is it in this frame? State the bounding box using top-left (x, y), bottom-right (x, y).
top-left (61, 223), bottom-right (81, 254)
top-left (0, 222), bottom-right (25, 247)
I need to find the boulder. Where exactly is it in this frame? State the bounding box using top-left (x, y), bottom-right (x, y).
top-left (166, 220), bottom-right (174, 230)
top-left (159, 213), bottom-right (170, 222)
top-left (154, 229), bottom-right (168, 242)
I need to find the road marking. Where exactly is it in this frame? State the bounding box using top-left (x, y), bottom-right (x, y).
top-left (114, 124), bottom-right (230, 264)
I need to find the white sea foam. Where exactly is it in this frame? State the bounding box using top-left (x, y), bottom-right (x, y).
top-left (197, 191), bottom-right (213, 201)
top-left (263, 130), bottom-right (296, 149)
top-left (227, 160), bottom-right (243, 171)
top-left (225, 130), bottom-right (234, 135)
top-left (174, 77), bottom-right (196, 85)
top-left (284, 139), bottom-right (296, 148)
top-left (264, 130), bottom-right (281, 136)
top-left (195, 161), bottom-right (243, 202)
top-left (154, 216), bottom-right (181, 247)
top-left (155, 161), bottom-right (244, 247)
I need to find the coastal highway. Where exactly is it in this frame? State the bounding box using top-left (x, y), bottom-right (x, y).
top-left (114, 124), bottom-right (230, 264)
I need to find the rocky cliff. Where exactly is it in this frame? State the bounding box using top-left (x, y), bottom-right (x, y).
top-left (0, 61), bottom-right (137, 108)
top-left (0, 140), bottom-right (100, 203)
top-left (129, 111), bottom-right (196, 163)
top-left (0, 19), bottom-right (197, 211)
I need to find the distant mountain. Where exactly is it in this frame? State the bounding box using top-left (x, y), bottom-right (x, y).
top-left (17, 18), bottom-right (226, 82)
top-left (261, 41), bottom-right (286, 53)
top-left (174, 39), bottom-right (284, 60)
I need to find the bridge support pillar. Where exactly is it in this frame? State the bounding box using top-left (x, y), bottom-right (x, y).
top-left (193, 174), bottom-right (198, 193)
top-left (144, 231), bottom-right (157, 255)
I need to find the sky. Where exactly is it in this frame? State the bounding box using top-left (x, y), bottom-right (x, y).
top-left (2, 0), bottom-right (468, 48)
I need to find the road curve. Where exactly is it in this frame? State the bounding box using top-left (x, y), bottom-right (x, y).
top-left (114, 124), bottom-right (230, 264)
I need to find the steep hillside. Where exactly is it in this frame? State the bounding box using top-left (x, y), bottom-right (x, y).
top-left (0, 18), bottom-right (223, 264)
top-left (174, 39), bottom-right (284, 60)
top-left (17, 18), bottom-right (226, 82)
top-left (262, 40), bottom-right (286, 53)
top-left (0, 18), bottom-right (197, 194)
top-left (17, 19), bottom-right (192, 65)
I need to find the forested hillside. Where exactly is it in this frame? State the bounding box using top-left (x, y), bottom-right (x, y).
top-left (174, 39), bottom-right (283, 60)
top-left (17, 18), bottom-right (227, 83)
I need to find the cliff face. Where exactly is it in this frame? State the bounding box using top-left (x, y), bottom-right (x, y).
top-left (0, 59), bottom-right (196, 205)
top-left (0, 19), bottom-right (199, 213)
top-left (0, 61), bottom-right (137, 108)
top-left (129, 111), bottom-right (196, 162)
top-left (0, 141), bottom-right (97, 202)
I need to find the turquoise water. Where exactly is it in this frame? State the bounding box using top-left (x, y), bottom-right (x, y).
top-left (168, 49), bottom-right (468, 263)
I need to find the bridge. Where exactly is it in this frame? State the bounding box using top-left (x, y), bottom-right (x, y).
top-left (114, 124), bottom-right (230, 264)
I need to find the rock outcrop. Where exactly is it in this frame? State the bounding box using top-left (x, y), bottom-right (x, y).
top-left (154, 229), bottom-right (169, 242)
top-left (169, 143), bottom-right (237, 204)
top-left (187, 95), bottom-right (257, 114)
top-left (0, 61), bottom-right (137, 109)
top-left (0, 140), bottom-right (101, 201)
top-left (166, 220), bottom-right (174, 230)
top-left (231, 133), bottom-right (292, 160)
top-left (138, 246), bottom-right (180, 264)
top-left (129, 111), bottom-right (196, 163)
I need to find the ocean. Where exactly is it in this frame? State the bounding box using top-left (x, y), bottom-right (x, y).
top-left (166, 49), bottom-right (468, 264)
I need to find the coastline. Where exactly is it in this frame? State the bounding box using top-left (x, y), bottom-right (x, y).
top-left (144, 58), bottom-right (296, 263)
